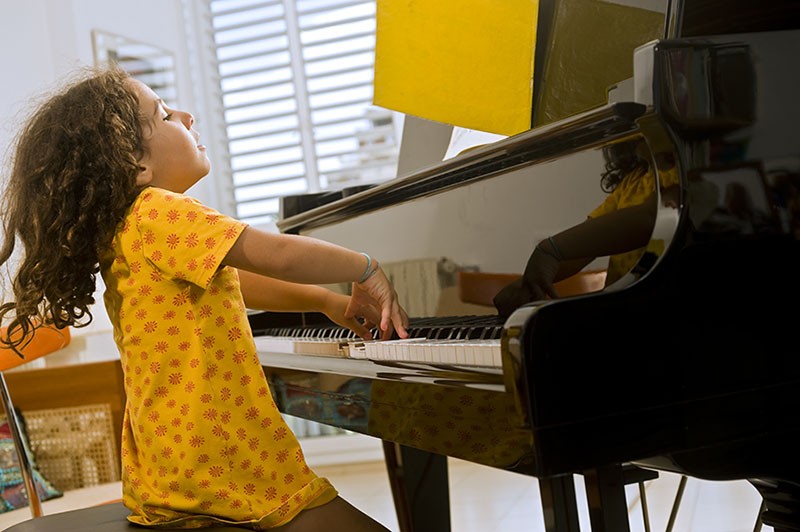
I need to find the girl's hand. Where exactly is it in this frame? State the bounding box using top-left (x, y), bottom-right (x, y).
top-left (346, 267), bottom-right (409, 340)
top-left (321, 291), bottom-right (381, 340)
top-left (493, 247), bottom-right (560, 318)
top-left (521, 246), bottom-right (560, 301)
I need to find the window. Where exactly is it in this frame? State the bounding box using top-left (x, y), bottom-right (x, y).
top-left (207, 0), bottom-right (400, 225)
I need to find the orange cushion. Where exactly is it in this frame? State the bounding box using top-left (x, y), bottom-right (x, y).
top-left (0, 325), bottom-right (71, 371)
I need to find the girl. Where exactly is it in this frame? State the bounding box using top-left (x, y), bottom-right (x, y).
top-left (0, 68), bottom-right (408, 531)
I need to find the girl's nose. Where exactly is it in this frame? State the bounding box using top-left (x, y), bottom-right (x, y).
top-left (181, 112), bottom-right (194, 129)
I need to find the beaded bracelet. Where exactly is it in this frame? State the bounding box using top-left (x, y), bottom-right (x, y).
top-left (359, 265), bottom-right (380, 283)
top-left (548, 236), bottom-right (564, 261)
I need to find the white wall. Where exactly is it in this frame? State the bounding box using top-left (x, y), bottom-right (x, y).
top-left (0, 0), bottom-right (223, 209)
top-left (0, 0), bottom-right (224, 362)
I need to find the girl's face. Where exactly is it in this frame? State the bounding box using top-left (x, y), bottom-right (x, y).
top-left (131, 80), bottom-right (210, 193)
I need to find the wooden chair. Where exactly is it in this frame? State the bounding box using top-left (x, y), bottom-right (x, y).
top-left (0, 325), bottom-right (71, 518)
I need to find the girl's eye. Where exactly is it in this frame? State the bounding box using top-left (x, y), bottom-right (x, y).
top-left (163, 113), bottom-right (173, 121)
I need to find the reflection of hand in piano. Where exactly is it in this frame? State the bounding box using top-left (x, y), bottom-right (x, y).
top-left (493, 247), bottom-right (560, 318)
top-left (493, 138), bottom-right (667, 318)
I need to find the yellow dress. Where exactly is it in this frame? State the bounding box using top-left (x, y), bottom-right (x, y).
top-left (588, 166), bottom-right (678, 284)
top-left (101, 187), bottom-right (336, 529)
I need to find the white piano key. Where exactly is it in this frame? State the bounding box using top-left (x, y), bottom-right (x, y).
top-left (489, 341), bottom-right (502, 366)
top-left (463, 342), bottom-right (477, 366)
top-left (254, 336), bottom-right (296, 354)
top-left (425, 344), bottom-right (437, 364)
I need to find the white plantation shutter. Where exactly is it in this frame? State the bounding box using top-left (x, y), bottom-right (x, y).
top-left (208, 0), bottom-right (400, 226)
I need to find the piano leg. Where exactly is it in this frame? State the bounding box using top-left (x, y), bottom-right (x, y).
top-left (583, 465), bottom-right (631, 532)
top-left (539, 475), bottom-right (581, 532)
top-left (382, 441), bottom-right (450, 532)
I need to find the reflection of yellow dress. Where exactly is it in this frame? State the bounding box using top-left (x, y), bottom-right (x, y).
top-left (367, 380), bottom-right (533, 469)
top-left (102, 187), bottom-right (336, 529)
top-left (589, 166), bottom-right (678, 284)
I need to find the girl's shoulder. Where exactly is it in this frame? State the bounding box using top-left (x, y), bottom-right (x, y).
top-left (130, 187), bottom-right (208, 218)
top-left (136, 186), bottom-right (196, 207)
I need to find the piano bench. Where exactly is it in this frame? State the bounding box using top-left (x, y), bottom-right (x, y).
top-left (3, 502), bottom-right (242, 532)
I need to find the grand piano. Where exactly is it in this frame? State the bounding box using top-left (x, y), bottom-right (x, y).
top-left (249, 3), bottom-right (800, 531)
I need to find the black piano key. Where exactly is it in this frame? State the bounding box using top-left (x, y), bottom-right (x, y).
top-left (251, 313), bottom-right (506, 341)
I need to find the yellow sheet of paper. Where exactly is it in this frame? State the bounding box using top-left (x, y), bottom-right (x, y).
top-left (374, 0), bottom-right (538, 136)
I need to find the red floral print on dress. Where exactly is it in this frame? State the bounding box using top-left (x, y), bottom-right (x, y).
top-left (185, 232), bottom-right (199, 247)
top-left (227, 327), bottom-right (242, 341)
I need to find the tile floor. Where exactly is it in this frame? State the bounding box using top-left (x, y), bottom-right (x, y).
top-left (315, 458), bottom-right (773, 532)
top-left (0, 458), bottom-right (772, 532)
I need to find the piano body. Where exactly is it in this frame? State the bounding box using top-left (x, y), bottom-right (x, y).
top-left (250, 3), bottom-right (800, 531)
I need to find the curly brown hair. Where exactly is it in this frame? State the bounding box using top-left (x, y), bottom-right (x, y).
top-left (600, 138), bottom-right (649, 193)
top-left (0, 68), bottom-right (147, 354)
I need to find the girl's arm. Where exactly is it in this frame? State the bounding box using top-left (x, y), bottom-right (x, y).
top-left (225, 227), bottom-right (368, 284)
top-left (223, 227), bottom-right (408, 339)
top-left (548, 193), bottom-right (658, 262)
top-left (237, 270), bottom-right (379, 339)
top-left (494, 195), bottom-right (657, 317)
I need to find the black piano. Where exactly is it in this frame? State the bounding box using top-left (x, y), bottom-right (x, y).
top-left (249, 5), bottom-right (800, 532)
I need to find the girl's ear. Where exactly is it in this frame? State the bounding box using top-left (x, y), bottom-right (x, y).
top-left (135, 166), bottom-right (153, 187)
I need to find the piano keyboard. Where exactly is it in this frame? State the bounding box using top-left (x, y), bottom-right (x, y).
top-left (254, 315), bottom-right (504, 367)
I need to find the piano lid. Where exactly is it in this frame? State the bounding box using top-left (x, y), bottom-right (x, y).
top-left (278, 101), bottom-right (646, 234)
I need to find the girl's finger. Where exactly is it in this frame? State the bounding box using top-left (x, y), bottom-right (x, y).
top-left (391, 303), bottom-right (408, 338)
top-left (360, 304), bottom-right (381, 326)
top-left (347, 317), bottom-right (372, 340)
top-left (543, 283), bottom-right (560, 299)
top-left (380, 319), bottom-right (395, 341)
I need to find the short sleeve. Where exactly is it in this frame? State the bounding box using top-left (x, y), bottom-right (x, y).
top-left (588, 189), bottom-right (620, 219)
top-left (135, 187), bottom-right (247, 288)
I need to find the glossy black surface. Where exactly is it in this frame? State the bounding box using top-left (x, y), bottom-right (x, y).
top-left (255, 29), bottom-right (800, 531)
top-left (277, 102), bottom-right (645, 234)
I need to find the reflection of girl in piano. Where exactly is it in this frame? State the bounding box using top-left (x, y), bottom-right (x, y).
top-left (494, 137), bottom-right (678, 318)
top-left (0, 70), bottom-right (404, 531)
